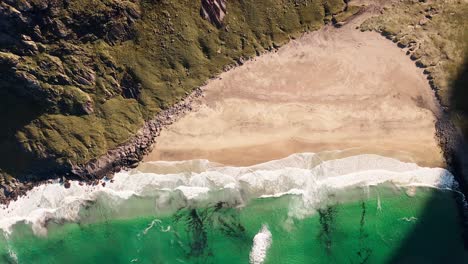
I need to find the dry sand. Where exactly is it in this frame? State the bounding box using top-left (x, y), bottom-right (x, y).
top-left (144, 6), bottom-right (444, 167)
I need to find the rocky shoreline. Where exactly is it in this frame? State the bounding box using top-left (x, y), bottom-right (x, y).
top-left (1, 1), bottom-right (466, 208)
top-left (0, 0), bottom-right (355, 203)
top-left (368, 28), bottom-right (468, 195)
top-left (0, 87), bottom-right (205, 204)
top-left (367, 10), bottom-right (468, 244)
top-left (435, 114), bottom-right (468, 245)
top-left (70, 87), bottom-right (204, 179)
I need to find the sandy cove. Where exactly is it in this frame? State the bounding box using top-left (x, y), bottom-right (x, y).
top-left (145, 8), bottom-right (445, 168)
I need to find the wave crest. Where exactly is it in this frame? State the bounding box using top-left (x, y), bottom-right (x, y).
top-left (0, 153), bottom-right (456, 235)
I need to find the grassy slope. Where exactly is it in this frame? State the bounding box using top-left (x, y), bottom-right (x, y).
top-left (1, 0), bottom-right (348, 180)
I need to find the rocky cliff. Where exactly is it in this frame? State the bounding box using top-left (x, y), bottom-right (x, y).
top-left (0, 0), bottom-right (354, 201)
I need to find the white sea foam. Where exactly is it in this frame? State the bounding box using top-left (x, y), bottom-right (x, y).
top-left (140, 219), bottom-right (171, 236)
top-left (400, 217), bottom-right (418, 222)
top-left (7, 247), bottom-right (18, 264)
top-left (0, 153), bottom-right (457, 235)
top-left (249, 225), bottom-right (272, 264)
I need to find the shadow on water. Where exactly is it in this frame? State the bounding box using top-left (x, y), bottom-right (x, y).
top-left (388, 57), bottom-right (468, 263)
top-left (387, 190), bottom-right (468, 263)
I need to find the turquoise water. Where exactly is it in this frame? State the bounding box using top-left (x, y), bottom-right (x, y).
top-left (1, 186), bottom-right (467, 264)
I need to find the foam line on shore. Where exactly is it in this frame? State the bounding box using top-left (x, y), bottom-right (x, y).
top-left (0, 153), bottom-right (456, 235)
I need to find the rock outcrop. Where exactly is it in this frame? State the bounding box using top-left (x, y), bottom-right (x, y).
top-left (0, 0), bottom-right (141, 115)
top-left (201, 0), bottom-right (226, 27)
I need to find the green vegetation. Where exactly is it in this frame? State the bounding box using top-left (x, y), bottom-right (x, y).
top-left (0, 0), bottom-right (349, 179)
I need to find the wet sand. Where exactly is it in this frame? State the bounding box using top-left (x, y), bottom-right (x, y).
top-left (145, 7), bottom-right (444, 168)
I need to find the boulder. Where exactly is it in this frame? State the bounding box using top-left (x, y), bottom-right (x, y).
top-left (200, 0), bottom-right (227, 28)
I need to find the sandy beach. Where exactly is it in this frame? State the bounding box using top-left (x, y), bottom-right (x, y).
top-left (144, 6), bottom-right (444, 168)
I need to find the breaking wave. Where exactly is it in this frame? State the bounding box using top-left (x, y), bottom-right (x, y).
top-left (250, 225), bottom-right (272, 264)
top-left (0, 153), bottom-right (456, 235)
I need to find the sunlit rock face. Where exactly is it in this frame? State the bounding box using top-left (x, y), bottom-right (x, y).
top-left (201, 0), bottom-right (227, 27)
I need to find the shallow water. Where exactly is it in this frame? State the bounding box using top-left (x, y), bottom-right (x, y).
top-left (0, 153), bottom-right (467, 263)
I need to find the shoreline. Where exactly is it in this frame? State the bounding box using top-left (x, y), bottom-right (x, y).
top-left (1, 1), bottom-right (466, 206)
top-left (368, 27), bottom-right (468, 196)
top-left (0, 87), bottom-right (204, 204)
top-left (0, 152), bottom-right (459, 234)
top-left (0, 45), bottom-right (286, 204)
top-left (145, 8), bottom-right (445, 168)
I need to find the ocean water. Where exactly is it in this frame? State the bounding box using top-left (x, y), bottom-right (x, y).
top-left (0, 153), bottom-right (467, 263)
